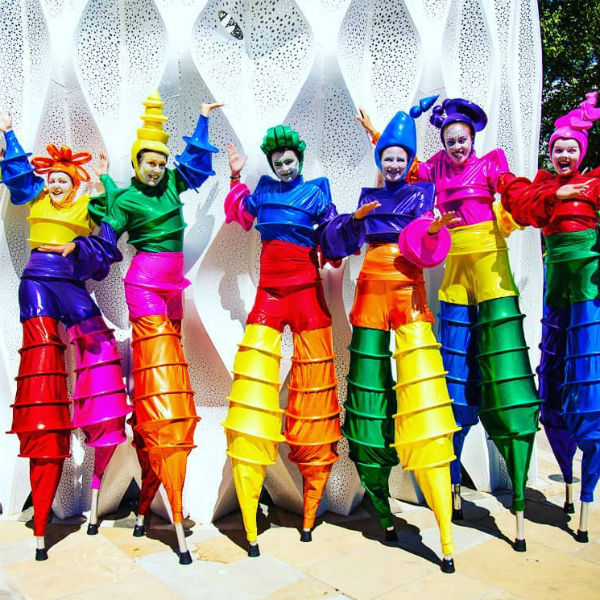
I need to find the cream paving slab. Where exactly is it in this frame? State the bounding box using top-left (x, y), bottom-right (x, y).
top-left (2, 530), bottom-right (139, 600)
top-left (57, 573), bottom-right (184, 600)
top-left (416, 517), bottom-right (495, 558)
top-left (99, 525), bottom-right (176, 559)
top-left (147, 554), bottom-right (309, 600)
top-left (0, 521), bottom-right (35, 545)
top-left (259, 575), bottom-right (341, 600)
top-left (0, 565), bottom-right (25, 600)
top-left (0, 538), bottom-right (38, 566)
top-left (458, 537), bottom-right (600, 600)
top-left (304, 538), bottom-right (439, 600)
top-left (193, 535), bottom-right (249, 564)
top-left (373, 571), bottom-right (496, 600)
top-left (571, 540), bottom-right (600, 565)
top-left (135, 550), bottom-right (220, 585)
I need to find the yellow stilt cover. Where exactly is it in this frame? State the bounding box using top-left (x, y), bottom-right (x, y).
top-left (392, 321), bottom-right (460, 555)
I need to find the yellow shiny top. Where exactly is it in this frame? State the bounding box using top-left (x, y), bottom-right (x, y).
top-left (27, 191), bottom-right (93, 249)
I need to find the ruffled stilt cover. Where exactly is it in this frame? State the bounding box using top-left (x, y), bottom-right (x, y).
top-left (130, 315), bottom-right (199, 522)
top-left (222, 324), bottom-right (285, 542)
top-left (538, 305), bottom-right (577, 484)
top-left (563, 300), bottom-right (600, 502)
top-left (392, 321), bottom-right (459, 556)
top-left (68, 315), bottom-right (130, 489)
top-left (438, 302), bottom-right (481, 485)
top-left (285, 327), bottom-right (342, 530)
top-left (343, 327), bottom-right (398, 529)
top-left (476, 297), bottom-right (540, 512)
top-left (8, 316), bottom-right (71, 536)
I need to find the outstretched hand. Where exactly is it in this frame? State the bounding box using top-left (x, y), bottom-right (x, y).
top-left (228, 143), bottom-right (247, 177)
top-left (200, 102), bottom-right (225, 117)
top-left (428, 211), bottom-right (460, 234)
top-left (0, 109), bottom-right (13, 133)
top-left (355, 107), bottom-right (376, 138)
top-left (556, 181), bottom-right (592, 201)
top-left (353, 200), bottom-right (380, 220)
top-left (38, 242), bottom-right (76, 257)
top-left (93, 152), bottom-right (109, 178)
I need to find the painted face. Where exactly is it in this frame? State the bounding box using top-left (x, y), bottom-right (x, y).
top-left (380, 146), bottom-right (408, 183)
top-left (443, 122), bottom-right (473, 166)
top-left (47, 171), bottom-right (74, 203)
top-left (551, 138), bottom-right (581, 175)
top-left (270, 149), bottom-right (300, 182)
top-left (137, 151), bottom-right (167, 186)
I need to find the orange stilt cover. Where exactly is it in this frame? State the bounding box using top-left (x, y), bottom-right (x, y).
top-left (131, 315), bottom-right (199, 522)
top-left (286, 327), bottom-right (342, 529)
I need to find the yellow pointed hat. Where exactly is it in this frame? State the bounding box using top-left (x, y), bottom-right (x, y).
top-left (131, 91), bottom-right (170, 180)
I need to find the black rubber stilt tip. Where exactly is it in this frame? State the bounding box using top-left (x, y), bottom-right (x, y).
top-left (563, 502), bottom-right (575, 514)
top-left (513, 538), bottom-right (527, 552)
top-left (452, 508), bottom-right (464, 521)
top-left (35, 548), bottom-right (48, 561)
top-left (300, 530), bottom-right (312, 542)
top-left (178, 550), bottom-right (192, 565)
top-left (384, 529), bottom-right (398, 542)
top-left (248, 544), bottom-right (260, 557)
top-left (441, 558), bottom-right (455, 574)
top-left (575, 530), bottom-right (589, 543)
top-left (132, 525), bottom-right (145, 538)
top-left (87, 523), bottom-right (99, 536)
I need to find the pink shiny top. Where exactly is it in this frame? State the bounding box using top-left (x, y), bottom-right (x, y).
top-left (417, 148), bottom-right (509, 227)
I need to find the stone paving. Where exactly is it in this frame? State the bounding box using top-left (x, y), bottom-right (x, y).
top-left (0, 434), bottom-right (598, 600)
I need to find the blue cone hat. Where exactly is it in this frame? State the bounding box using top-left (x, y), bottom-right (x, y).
top-left (374, 95), bottom-right (438, 176)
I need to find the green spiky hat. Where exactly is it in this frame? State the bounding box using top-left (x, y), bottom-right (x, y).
top-left (260, 125), bottom-right (306, 174)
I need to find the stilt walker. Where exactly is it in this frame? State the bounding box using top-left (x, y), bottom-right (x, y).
top-left (321, 98), bottom-right (460, 573)
top-left (501, 91), bottom-right (600, 541)
top-left (222, 127), bottom-right (343, 556)
top-left (0, 111), bottom-right (129, 560)
top-left (88, 92), bottom-right (221, 564)
top-left (357, 97), bottom-right (541, 551)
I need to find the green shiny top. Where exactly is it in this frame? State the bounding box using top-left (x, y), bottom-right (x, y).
top-left (544, 228), bottom-right (600, 264)
top-left (89, 170), bottom-right (188, 252)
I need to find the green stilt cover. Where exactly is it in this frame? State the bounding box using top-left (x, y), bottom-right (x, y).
top-left (344, 327), bottom-right (398, 528)
top-left (475, 297), bottom-right (540, 512)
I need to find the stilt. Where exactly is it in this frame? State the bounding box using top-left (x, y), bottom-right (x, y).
top-left (452, 483), bottom-right (463, 520)
top-left (300, 528), bottom-right (312, 542)
top-left (175, 521), bottom-right (192, 564)
top-left (514, 510), bottom-right (526, 551)
top-left (35, 536), bottom-right (48, 561)
top-left (576, 501), bottom-right (590, 542)
top-left (248, 541), bottom-right (260, 557)
top-left (441, 553), bottom-right (455, 574)
top-left (564, 482), bottom-right (575, 514)
top-left (133, 513), bottom-right (145, 537)
top-left (87, 488), bottom-right (99, 535)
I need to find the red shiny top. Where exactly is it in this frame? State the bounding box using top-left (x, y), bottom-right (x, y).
top-left (500, 167), bottom-right (600, 236)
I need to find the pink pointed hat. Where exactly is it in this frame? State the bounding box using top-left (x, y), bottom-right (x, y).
top-left (549, 91), bottom-right (600, 168)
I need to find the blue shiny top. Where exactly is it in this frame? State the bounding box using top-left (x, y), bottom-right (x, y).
top-left (244, 175), bottom-right (337, 248)
top-left (320, 180), bottom-right (435, 260)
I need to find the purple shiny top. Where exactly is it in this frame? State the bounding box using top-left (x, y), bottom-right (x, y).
top-left (418, 148), bottom-right (508, 226)
top-left (320, 180), bottom-right (435, 260)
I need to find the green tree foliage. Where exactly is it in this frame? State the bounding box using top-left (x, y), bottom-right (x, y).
top-left (539, 0), bottom-right (600, 169)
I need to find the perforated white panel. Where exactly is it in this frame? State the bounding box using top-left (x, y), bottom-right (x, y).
top-left (0, 0), bottom-right (542, 525)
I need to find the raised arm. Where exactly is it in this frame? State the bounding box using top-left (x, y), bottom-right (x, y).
top-left (174, 102), bottom-right (223, 191)
top-left (224, 142), bottom-right (255, 230)
top-left (0, 109), bottom-right (44, 204)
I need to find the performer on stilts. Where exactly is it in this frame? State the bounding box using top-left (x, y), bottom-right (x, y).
top-left (358, 98), bottom-right (541, 551)
top-left (500, 91), bottom-right (600, 543)
top-left (222, 126), bottom-right (344, 557)
top-left (88, 92), bottom-right (221, 564)
top-left (321, 97), bottom-right (460, 574)
top-left (0, 110), bottom-right (129, 560)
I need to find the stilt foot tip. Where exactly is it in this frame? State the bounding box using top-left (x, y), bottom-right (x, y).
top-left (441, 558), bottom-right (455, 574)
top-left (248, 544), bottom-right (260, 558)
top-left (513, 539), bottom-right (526, 552)
top-left (35, 549), bottom-right (48, 561)
top-left (300, 530), bottom-right (312, 543)
top-left (179, 551), bottom-right (192, 565)
top-left (575, 530), bottom-right (589, 543)
top-left (563, 502), bottom-right (575, 514)
top-left (132, 525), bottom-right (145, 538)
top-left (452, 508), bottom-right (464, 521)
top-left (384, 529), bottom-right (398, 542)
top-left (87, 523), bottom-right (99, 536)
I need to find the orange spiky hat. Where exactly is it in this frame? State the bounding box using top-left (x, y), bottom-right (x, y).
top-left (31, 144), bottom-right (92, 188)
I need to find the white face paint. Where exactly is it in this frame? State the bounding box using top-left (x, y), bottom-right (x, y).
top-left (380, 146), bottom-right (408, 183)
top-left (443, 122), bottom-right (473, 166)
top-left (551, 138), bottom-right (581, 176)
top-left (47, 171), bottom-right (74, 203)
top-left (137, 151), bottom-right (167, 186)
top-left (270, 149), bottom-right (300, 182)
